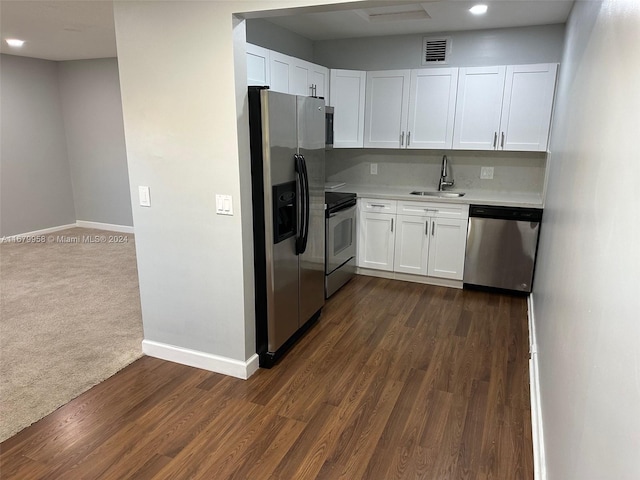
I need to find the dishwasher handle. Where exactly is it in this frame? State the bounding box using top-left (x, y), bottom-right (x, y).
top-left (469, 204), bottom-right (543, 222)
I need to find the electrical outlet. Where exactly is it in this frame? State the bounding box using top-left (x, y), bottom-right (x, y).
top-left (370, 163), bottom-right (378, 175)
top-left (480, 167), bottom-right (494, 180)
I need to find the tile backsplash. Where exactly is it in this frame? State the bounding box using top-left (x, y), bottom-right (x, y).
top-left (325, 149), bottom-right (546, 193)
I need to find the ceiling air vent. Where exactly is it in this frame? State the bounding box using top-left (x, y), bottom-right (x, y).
top-left (422, 37), bottom-right (450, 65)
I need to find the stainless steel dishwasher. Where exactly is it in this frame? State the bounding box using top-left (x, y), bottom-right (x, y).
top-left (464, 205), bottom-right (543, 293)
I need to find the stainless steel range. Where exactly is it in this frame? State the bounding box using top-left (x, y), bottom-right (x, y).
top-left (325, 191), bottom-right (357, 298)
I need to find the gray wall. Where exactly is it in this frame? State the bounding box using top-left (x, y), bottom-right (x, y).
top-left (534, 1), bottom-right (640, 479)
top-left (112, 0), bottom-right (364, 366)
top-left (114, 1), bottom-right (254, 362)
top-left (327, 149), bottom-right (545, 194)
top-left (314, 24), bottom-right (565, 70)
top-left (246, 18), bottom-right (315, 62)
top-left (58, 58), bottom-right (133, 227)
top-left (0, 54), bottom-right (76, 236)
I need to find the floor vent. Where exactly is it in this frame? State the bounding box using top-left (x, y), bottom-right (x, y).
top-left (422, 37), bottom-right (450, 65)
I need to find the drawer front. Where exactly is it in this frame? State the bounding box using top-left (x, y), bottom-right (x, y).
top-left (359, 198), bottom-right (397, 214)
top-left (397, 201), bottom-right (433, 217)
top-left (398, 200), bottom-right (468, 219)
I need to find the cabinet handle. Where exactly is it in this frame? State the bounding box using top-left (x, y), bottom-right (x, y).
top-left (493, 132), bottom-right (497, 148)
top-left (431, 222), bottom-right (435, 236)
top-left (501, 132), bottom-right (505, 148)
top-left (400, 131), bottom-right (405, 146)
top-left (407, 131), bottom-right (411, 147)
top-left (425, 221), bottom-right (429, 235)
top-left (391, 218), bottom-right (394, 232)
top-left (370, 204), bottom-right (386, 208)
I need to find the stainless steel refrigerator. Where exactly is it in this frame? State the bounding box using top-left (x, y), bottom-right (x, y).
top-left (248, 87), bottom-right (325, 368)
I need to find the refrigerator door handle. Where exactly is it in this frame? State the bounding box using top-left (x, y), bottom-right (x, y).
top-left (299, 154), bottom-right (311, 254)
top-left (294, 154), bottom-right (309, 255)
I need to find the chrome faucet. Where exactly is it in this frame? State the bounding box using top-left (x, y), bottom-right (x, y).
top-left (438, 155), bottom-right (454, 191)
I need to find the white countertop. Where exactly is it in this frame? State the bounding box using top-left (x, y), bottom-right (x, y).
top-left (326, 184), bottom-right (544, 208)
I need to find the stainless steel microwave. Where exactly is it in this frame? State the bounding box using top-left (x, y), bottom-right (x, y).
top-left (325, 106), bottom-right (334, 150)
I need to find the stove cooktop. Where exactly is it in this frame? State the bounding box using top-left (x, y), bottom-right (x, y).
top-left (325, 191), bottom-right (356, 214)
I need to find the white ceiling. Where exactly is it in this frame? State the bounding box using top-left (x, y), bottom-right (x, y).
top-left (265, 1), bottom-right (574, 40)
top-left (0, 1), bottom-right (573, 61)
top-left (0, 1), bottom-right (117, 61)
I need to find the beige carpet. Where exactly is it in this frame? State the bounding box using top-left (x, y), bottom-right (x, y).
top-left (0, 227), bottom-right (143, 442)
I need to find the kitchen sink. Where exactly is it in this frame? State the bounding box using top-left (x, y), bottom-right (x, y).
top-left (410, 191), bottom-right (466, 198)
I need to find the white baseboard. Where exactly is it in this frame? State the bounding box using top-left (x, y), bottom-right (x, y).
top-left (142, 340), bottom-right (259, 380)
top-left (356, 267), bottom-right (463, 289)
top-left (2, 223), bottom-right (77, 240)
top-left (76, 220), bottom-right (134, 234)
top-left (2, 222), bottom-right (134, 240)
top-left (528, 294), bottom-right (546, 480)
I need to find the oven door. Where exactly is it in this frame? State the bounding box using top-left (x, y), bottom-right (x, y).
top-left (326, 204), bottom-right (356, 274)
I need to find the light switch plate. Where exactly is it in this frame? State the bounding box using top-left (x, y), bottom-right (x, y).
top-left (370, 163), bottom-right (378, 175)
top-left (138, 186), bottom-right (151, 207)
top-left (480, 167), bottom-right (494, 180)
top-left (216, 194), bottom-right (233, 215)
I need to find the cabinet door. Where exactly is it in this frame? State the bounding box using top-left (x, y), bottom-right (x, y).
top-left (452, 66), bottom-right (506, 150)
top-left (357, 212), bottom-right (396, 271)
top-left (291, 60), bottom-right (312, 96)
top-left (364, 70), bottom-right (411, 149)
top-left (310, 64), bottom-right (329, 100)
top-left (499, 63), bottom-right (558, 152)
top-left (394, 215), bottom-right (429, 275)
top-left (246, 43), bottom-right (270, 87)
top-left (427, 218), bottom-right (468, 280)
top-left (330, 69), bottom-right (366, 148)
top-left (269, 51), bottom-right (293, 93)
top-left (407, 68), bottom-right (458, 149)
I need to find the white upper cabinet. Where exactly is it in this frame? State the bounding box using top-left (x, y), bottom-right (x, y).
top-left (453, 66), bottom-right (507, 150)
top-left (246, 44), bottom-right (270, 87)
top-left (310, 64), bottom-right (329, 100)
top-left (247, 45), bottom-right (559, 152)
top-left (500, 63), bottom-right (558, 151)
top-left (330, 69), bottom-right (366, 148)
top-left (268, 50), bottom-right (292, 94)
top-left (363, 68), bottom-right (458, 150)
top-left (250, 46), bottom-right (329, 100)
top-left (290, 60), bottom-right (311, 96)
top-left (290, 60), bottom-right (329, 99)
top-left (406, 68), bottom-right (459, 149)
top-left (453, 64), bottom-right (558, 152)
top-left (363, 70), bottom-right (411, 149)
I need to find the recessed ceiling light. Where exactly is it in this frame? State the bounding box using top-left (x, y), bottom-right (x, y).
top-left (6, 39), bottom-right (25, 47)
top-left (469, 4), bottom-right (488, 15)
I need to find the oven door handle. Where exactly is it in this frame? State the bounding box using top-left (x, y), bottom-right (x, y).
top-left (328, 204), bottom-right (357, 218)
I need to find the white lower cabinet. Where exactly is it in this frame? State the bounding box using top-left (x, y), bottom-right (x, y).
top-left (427, 217), bottom-right (468, 280)
top-left (357, 198), bottom-right (469, 281)
top-left (357, 198), bottom-right (396, 270)
top-left (394, 214), bottom-right (429, 275)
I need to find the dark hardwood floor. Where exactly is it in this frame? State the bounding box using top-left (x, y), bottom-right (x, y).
top-left (0, 275), bottom-right (533, 479)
